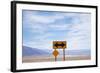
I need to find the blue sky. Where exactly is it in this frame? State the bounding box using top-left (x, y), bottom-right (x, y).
top-left (22, 10), bottom-right (91, 51)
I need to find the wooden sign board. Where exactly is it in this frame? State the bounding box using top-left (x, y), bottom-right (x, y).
top-left (53, 41), bottom-right (67, 49)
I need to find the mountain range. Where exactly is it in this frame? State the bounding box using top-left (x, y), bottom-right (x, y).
top-left (22, 46), bottom-right (91, 57)
top-left (22, 46), bottom-right (49, 57)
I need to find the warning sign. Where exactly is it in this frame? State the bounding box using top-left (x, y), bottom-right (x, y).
top-left (52, 49), bottom-right (59, 57)
top-left (53, 41), bottom-right (67, 49)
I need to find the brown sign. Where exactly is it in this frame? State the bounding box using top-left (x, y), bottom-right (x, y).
top-left (53, 41), bottom-right (67, 49)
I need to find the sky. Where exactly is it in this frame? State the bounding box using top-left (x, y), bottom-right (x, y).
top-left (22, 10), bottom-right (91, 51)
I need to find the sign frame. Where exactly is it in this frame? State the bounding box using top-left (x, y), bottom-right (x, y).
top-left (53, 41), bottom-right (67, 49)
top-left (11, 1), bottom-right (98, 72)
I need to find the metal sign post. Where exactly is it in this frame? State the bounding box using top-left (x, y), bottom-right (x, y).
top-left (53, 41), bottom-right (67, 61)
top-left (63, 49), bottom-right (65, 61)
top-left (52, 49), bottom-right (59, 61)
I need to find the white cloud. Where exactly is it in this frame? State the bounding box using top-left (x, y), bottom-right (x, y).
top-left (23, 39), bottom-right (53, 49)
top-left (23, 11), bottom-right (81, 25)
top-left (24, 12), bottom-right (66, 24)
top-left (48, 23), bottom-right (71, 31)
top-left (23, 10), bottom-right (91, 51)
top-left (64, 15), bottom-right (91, 50)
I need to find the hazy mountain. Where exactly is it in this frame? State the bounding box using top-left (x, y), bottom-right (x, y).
top-left (22, 46), bottom-right (49, 57)
top-left (48, 49), bottom-right (90, 56)
top-left (66, 49), bottom-right (91, 55)
top-left (65, 49), bottom-right (90, 55)
top-left (22, 46), bottom-right (91, 57)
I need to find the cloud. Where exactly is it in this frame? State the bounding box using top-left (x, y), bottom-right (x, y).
top-left (23, 10), bottom-right (66, 24)
top-left (22, 10), bottom-right (91, 50)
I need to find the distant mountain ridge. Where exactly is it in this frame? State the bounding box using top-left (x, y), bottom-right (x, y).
top-left (22, 46), bottom-right (49, 57)
top-left (63, 49), bottom-right (90, 56)
top-left (22, 46), bottom-right (91, 57)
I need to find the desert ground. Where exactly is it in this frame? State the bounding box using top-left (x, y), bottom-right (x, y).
top-left (22, 55), bottom-right (91, 63)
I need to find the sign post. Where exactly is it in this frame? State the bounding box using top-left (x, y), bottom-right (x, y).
top-left (52, 49), bottom-right (59, 61)
top-left (53, 41), bottom-right (67, 61)
top-left (63, 49), bottom-right (65, 61)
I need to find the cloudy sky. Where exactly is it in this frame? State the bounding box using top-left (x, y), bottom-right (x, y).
top-left (22, 10), bottom-right (91, 51)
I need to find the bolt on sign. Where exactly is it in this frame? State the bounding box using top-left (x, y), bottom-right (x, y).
top-left (53, 41), bottom-right (67, 49)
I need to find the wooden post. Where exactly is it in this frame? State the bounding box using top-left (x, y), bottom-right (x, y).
top-left (53, 49), bottom-right (59, 61)
top-left (63, 49), bottom-right (65, 61)
top-left (55, 56), bottom-right (57, 61)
